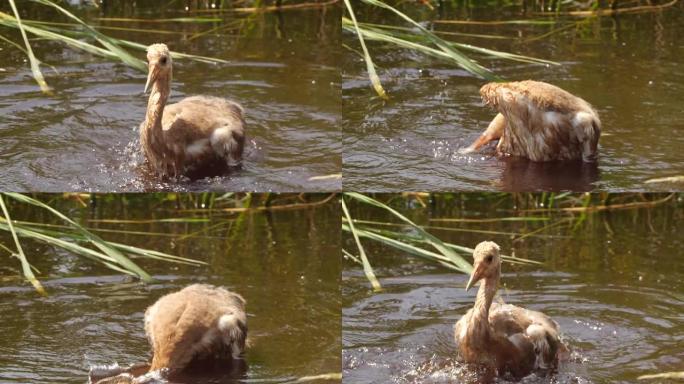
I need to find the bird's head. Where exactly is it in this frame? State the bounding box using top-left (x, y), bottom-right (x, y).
top-left (145, 43), bottom-right (172, 93)
top-left (479, 82), bottom-right (507, 110)
top-left (465, 241), bottom-right (501, 291)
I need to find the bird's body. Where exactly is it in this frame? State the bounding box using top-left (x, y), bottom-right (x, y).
top-left (455, 242), bottom-right (564, 380)
top-left (463, 80), bottom-right (600, 162)
top-left (144, 284), bottom-right (247, 373)
top-left (140, 44), bottom-right (245, 178)
top-left (89, 284), bottom-right (247, 384)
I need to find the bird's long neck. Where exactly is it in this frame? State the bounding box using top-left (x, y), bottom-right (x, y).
top-left (468, 271), bottom-right (500, 340)
top-left (142, 76), bottom-right (170, 138)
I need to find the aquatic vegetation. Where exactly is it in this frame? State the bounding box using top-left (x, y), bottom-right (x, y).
top-left (0, 193), bottom-right (201, 292)
top-left (342, 193), bottom-right (543, 289)
top-left (343, 0), bottom-right (559, 98)
top-left (343, 0), bottom-right (680, 98)
top-left (0, 193), bottom-right (337, 294)
top-left (0, 0), bottom-right (231, 93)
top-left (342, 193), bottom-right (680, 288)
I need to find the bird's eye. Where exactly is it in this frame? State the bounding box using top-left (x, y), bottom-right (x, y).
top-left (485, 255), bottom-right (493, 263)
top-left (160, 56), bottom-right (168, 65)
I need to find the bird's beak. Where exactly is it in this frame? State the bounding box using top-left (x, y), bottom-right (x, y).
top-left (465, 263), bottom-right (485, 291)
top-left (144, 65), bottom-right (158, 94)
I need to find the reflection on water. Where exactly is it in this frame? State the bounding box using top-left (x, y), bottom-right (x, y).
top-left (342, 3), bottom-right (684, 191)
top-left (342, 195), bottom-right (684, 383)
top-left (0, 194), bottom-right (341, 383)
top-left (499, 158), bottom-right (600, 192)
top-left (0, 2), bottom-right (341, 192)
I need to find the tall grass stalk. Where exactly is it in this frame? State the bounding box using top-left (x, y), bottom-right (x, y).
top-left (344, 0), bottom-right (387, 99)
top-left (344, 0), bottom-right (568, 96)
top-left (4, 193), bottom-right (154, 282)
top-left (32, 0), bottom-right (145, 70)
top-left (0, 194), bottom-right (219, 293)
top-left (7, 0), bottom-right (51, 93)
top-left (345, 192), bottom-right (473, 272)
top-left (357, 0), bottom-right (500, 81)
top-left (342, 197), bottom-right (381, 291)
top-left (342, 193), bottom-right (582, 287)
top-left (0, 194), bottom-right (46, 295)
top-left (0, 0), bottom-right (231, 93)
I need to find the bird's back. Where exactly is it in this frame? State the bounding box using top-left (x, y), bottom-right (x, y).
top-left (489, 302), bottom-right (562, 370)
top-left (480, 80), bottom-right (593, 114)
top-left (153, 96), bottom-right (245, 174)
top-left (144, 284), bottom-right (247, 372)
top-left (480, 80), bottom-right (600, 162)
top-left (163, 96), bottom-right (244, 136)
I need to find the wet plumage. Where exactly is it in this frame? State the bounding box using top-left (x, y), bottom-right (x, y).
top-left (454, 241), bottom-right (564, 380)
top-left (90, 284), bottom-right (247, 384)
top-left (463, 80), bottom-right (601, 162)
top-left (140, 44), bottom-right (245, 178)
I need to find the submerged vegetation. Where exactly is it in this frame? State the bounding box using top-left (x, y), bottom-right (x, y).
top-left (344, 0), bottom-right (681, 98)
top-left (343, 193), bottom-right (681, 289)
top-left (0, 193), bottom-right (336, 294)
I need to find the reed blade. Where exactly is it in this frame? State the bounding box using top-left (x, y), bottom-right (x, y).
top-left (7, 0), bottom-right (52, 94)
top-left (0, 194), bottom-right (46, 295)
top-left (30, 0), bottom-right (146, 71)
top-left (4, 193), bottom-right (153, 282)
top-left (342, 198), bottom-right (382, 291)
top-left (357, 0), bottom-right (500, 81)
top-left (344, 193), bottom-right (473, 273)
top-left (343, 0), bottom-right (388, 99)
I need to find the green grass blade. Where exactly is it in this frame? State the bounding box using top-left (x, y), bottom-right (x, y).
top-left (343, 0), bottom-right (388, 99)
top-left (107, 242), bottom-right (206, 265)
top-left (0, 14), bottom-right (228, 66)
top-left (344, 193), bottom-right (472, 273)
top-left (0, 222), bottom-right (137, 276)
top-left (4, 193), bottom-right (153, 282)
top-left (30, 0), bottom-right (146, 71)
top-left (343, 223), bottom-right (467, 272)
top-left (352, 21), bottom-right (558, 65)
top-left (354, 225), bottom-right (541, 266)
top-left (342, 198), bottom-right (381, 291)
top-left (358, 0), bottom-right (500, 81)
top-left (7, 0), bottom-right (52, 94)
top-left (0, 195), bottom-right (46, 295)
top-left (0, 14), bottom-right (121, 60)
top-left (343, 21), bottom-right (558, 68)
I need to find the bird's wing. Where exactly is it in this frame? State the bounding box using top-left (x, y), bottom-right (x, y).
top-left (162, 96), bottom-right (245, 142)
top-left (489, 303), bottom-right (562, 369)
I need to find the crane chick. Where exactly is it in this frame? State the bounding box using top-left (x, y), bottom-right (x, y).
top-left (140, 44), bottom-right (245, 178)
top-left (462, 80), bottom-right (601, 163)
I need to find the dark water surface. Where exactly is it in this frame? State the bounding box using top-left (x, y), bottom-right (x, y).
top-left (342, 4), bottom-right (684, 191)
top-left (342, 194), bottom-right (684, 383)
top-left (0, 194), bottom-right (340, 383)
top-left (0, 1), bottom-right (341, 192)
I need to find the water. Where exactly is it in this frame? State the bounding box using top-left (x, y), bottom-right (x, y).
top-left (342, 3), bottom-right (684, 191)
top-left (342, 194), bottom-right (684, 383)
top-left (0, 2), bottom-right (341, 192)
top-left (0, 194), bottom-right (341, 383)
